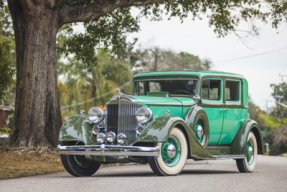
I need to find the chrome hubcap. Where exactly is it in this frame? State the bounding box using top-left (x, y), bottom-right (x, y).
top-left (167, 144), bottom-right (176, 158)
top-left (248, 146), bottom-right (254, 159)
top-left (197, 125), bottom-right (204, 138)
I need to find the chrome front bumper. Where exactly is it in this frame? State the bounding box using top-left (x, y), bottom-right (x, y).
top-left (57, 144), bottom-right (160, 157)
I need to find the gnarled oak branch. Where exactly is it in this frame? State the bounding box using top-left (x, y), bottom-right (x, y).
top-left (60, 0), bottom-right (164, 24)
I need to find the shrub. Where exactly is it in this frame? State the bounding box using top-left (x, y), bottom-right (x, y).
top-left (265, 126), bottom-right (287, 156)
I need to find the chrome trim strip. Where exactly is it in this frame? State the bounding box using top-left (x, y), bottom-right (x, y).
top-left (214, 155), bottom-right (245, 160)
top-left (57, 144), bottom-right (160, 157)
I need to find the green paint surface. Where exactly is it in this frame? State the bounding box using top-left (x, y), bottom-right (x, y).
top-left (133, 71), bottom-right (244, 78)
top-left (132, 95), bottom-right (182, 106)
top-left (219, 108), bottom-right (248, 144)
top-left (58, 115), bottom-right (97, 145)
top-left (134, 115), bottom-right (216, 160)
top-left (203, 107), bottom-right (224, 145)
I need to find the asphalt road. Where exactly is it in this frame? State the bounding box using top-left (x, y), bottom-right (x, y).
top-left (1, 155), bottom-right (286, 192)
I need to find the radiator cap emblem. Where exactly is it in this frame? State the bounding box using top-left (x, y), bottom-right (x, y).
top-left (116, 88), bottom-right (124, 95)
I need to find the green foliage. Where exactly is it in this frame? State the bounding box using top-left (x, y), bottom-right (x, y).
top-left (58, 50), bottom-right (132, 118)
top-left (0, 127), bottom-right (10, 134)
top-left (0, 4), bottom-right (15, 105)
top-left (0, 4), bottom-right (13, 39)
top-left (57, 8), bottom-right (140, 66)
top-left (270, 82), bottom-right (287, 119)
top-left (265, 125), bottom-right (287, 155)
top-left (248, 97), bottom-right (282, 132)
top-left (124, 46), bottom-right (211, 73)
top-left (0, 36), bottom-right (15, 100)
top-left (0, 0), bottom-right (4, 8)
top-left (268, 0), bottom-right (287, 28)
top-left (57, 0), bottom-right (287, 69)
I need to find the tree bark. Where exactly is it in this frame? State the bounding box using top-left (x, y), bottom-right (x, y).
top-left (8, 0), bottom-right (62, 148)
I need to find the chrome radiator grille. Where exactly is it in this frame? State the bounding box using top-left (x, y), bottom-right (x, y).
top-left (106, 99), bottom-right (142, 145)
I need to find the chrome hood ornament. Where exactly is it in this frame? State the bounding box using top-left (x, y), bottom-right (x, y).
top-left (116, 88), bottom-right (124, 95)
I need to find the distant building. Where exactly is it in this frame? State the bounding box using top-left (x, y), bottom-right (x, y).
top-left (0, 105), bottom-right (13, 128)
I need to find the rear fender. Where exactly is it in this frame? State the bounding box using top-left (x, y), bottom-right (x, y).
top-left (230, 119), bottom-right (265, 155)
top-left (134, 115), bottom-right (215, 160)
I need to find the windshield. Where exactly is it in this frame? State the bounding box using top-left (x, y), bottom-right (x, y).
top-left (134, 80), bottom-right (198, 96)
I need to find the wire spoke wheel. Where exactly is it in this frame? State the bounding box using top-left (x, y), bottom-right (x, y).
top-left (148, 127), bottom-right (188, 176)
top-left (236, 132), bottom-right (257, 173)
top-left (161, 136), bottom-right (181, 167)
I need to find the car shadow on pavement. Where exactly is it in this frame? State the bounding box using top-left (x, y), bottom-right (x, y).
top-left (181, 169), bottom-right (239, 175)
top-left (90, 169), bottom-right (238, 177)
top-left (93, 172), bottom-right (156, 177)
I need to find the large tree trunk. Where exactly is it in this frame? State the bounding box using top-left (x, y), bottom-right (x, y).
top-left (8, 0), bottom-right (62, 148)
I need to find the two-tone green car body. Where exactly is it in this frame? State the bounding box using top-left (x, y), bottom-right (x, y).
top-left (58, 71), bottom-right (268, 176)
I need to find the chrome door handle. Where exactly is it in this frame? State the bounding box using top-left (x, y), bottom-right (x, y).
top-left (219, 108), bottom-right (229, 111)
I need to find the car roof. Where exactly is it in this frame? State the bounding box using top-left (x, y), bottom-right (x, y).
top-left (133, 70), bottom-right (245, 79)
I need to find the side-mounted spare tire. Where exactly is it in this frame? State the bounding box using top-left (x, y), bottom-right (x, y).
top-left (185, 107), bottom-right (210, 148)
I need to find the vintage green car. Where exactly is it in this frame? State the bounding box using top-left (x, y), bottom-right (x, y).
top-left (57, 71), bottom-right (268, 176)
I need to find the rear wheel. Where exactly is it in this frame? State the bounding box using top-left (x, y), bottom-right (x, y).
top-left (148, 127), bottom-right (188, 176)
top-left (236, 132), bottom-right (257, 173)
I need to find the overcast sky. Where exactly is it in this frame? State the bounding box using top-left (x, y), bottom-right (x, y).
top-left (73, 9), bottom-right (287, 111)
top-left (126, 9), bottom-right (287, 111)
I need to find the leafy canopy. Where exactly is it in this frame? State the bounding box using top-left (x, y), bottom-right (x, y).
top-left (55, 0), bottom-right (287, 66)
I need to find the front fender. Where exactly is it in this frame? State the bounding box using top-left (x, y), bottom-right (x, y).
top-left (230, 119), bottom-right (264, 155)
top-left (58, 115), bottom-right (97, 145)
top-left (134, 115), bottom-right (215, 160)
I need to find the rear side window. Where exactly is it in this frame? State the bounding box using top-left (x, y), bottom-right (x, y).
top-left (225, 81), bottom-right (240, 101)
top-left (202, 79), bottom-right (221, 100)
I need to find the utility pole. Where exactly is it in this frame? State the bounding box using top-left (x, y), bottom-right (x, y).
top-left (264, 100), bottom-right (272, 112)
top-left (279, 74), bottom-right (287, 81)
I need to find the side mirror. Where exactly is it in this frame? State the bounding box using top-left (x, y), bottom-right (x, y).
top-left (193, 94), bottom-right (201, 103)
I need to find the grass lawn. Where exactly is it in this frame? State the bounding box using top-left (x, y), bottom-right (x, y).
top-left (0, 144), bottom-right (64, 180)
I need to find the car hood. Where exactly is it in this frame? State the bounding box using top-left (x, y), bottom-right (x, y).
top-left (130, 95), bottom-right (195, 106)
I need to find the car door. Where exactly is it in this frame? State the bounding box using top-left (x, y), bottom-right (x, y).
top-left (201, 78), bottom-right (224, 145)
top-left (218, 79), bottom-right (248, 145)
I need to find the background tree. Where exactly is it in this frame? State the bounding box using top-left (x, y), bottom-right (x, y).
top-left (58, 50), bottom-right (131, 119)
top-left (0, 5), bottom-right (15, 105)
top-left (0, 0), bottom-right (286, 148)
top-left (270, 82), bottom-right (287, 118)
top-left (124, 47), bottom-right (211, 73)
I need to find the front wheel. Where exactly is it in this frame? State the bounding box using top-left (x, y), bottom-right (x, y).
top-left (61, 155), bottom-right (101, 177)
top-left (236, 131), bottom-right (257, 173)
top-left (148, 127), bottom-right (188, 176)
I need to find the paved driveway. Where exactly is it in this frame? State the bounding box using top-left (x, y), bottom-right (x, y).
top-left (1, 155), bottom-right (286, 192)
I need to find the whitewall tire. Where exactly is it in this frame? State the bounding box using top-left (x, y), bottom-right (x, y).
top-left (148, 127), bottom-right (188, 176)
top-left (236, 132), bottom-right (257, 173)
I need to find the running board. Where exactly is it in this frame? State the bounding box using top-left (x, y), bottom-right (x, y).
top-left (214, 155), bottom-right (245, 160)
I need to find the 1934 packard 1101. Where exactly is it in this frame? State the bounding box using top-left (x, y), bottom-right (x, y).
top-left (57, 71), bottom-right (268, 176)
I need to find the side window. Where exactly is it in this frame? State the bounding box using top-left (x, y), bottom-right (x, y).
top-left (225, 81), bottom-right (240, 101)
top-left (134, 82), bottom-right (144, 95)
top-left (201, 79), bottom-right (221, 100)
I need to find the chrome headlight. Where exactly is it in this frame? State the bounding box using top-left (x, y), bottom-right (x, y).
top-left (117, 133), bottom-right (126, 145)
top-left (107, 131), bottom-right (116, 143)
top-left (136, 107), bottom-right (152, 124)
top-left (97, 133), bottom-right (106, 144)
top-left (88, 107), bottom-right (105, 123)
